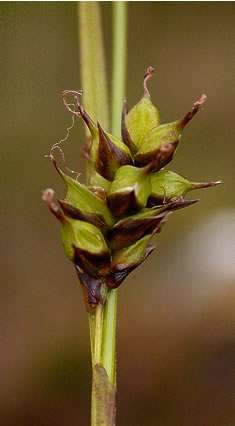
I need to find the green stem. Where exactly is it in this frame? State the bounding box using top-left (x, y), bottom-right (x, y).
top-left (88, 314), bottom-right (95, 364)
top-left (78, 2), bottom-right (127, 425)
top-left (111, 2), bottom-right (127, 137)
top-left (78, 0), bottom-right (109, 357)
top-left (91, 303), bottom-right (103, 426)
top-left (78, 1), bottom-right (109, 184)
top-left (102, 0), bottom-right (127, 388)
top-left (102, 288), bottom-right (118, 384)
top-left (78, 2), bottom-right (109, 129)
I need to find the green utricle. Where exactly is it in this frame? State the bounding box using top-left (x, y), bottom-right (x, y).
top-left (61, 219), bottom-right (110, 261)
top-left (125, 95), bottom-right (160, 152)
top-left (62, 171), bottom-right (114, 228)
top-left (150, 170), bottom-right (192, 200)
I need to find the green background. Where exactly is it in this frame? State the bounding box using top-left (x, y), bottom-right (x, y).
top-left (1, 2), bottom-right (235, 425)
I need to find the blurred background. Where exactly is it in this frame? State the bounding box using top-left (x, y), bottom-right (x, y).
top-left (1, 2), bottom-right (235, 425)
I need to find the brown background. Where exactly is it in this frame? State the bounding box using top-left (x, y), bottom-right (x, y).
top-left (1, 2), bottom-right (235, 425)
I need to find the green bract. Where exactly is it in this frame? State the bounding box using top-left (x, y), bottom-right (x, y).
top-left (150, 170), bottom-right (192, 201)
top-left (107, 235), bottom-right (155, 288)
top-left (108, 165), bottom-right (151, 217)
top-left (43, 67), bottom-right (221, 311)
top-left (134, 121), bottom-right (180, 168)
top-left (61, 219), bottom-right (109, 260)
top-left (149, 170), bottom-right (220, 205)
top-left (124, 96), bottom-right (160, 153)
top-left (55, 162), bottom-right (114, 228)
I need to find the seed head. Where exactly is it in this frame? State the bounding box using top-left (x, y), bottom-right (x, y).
top-left (43, 68), bottom-right (221, 311)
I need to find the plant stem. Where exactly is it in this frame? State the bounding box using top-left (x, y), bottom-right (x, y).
top-left (91, 303), bottom-right (103, 426)
top-left (78, 1), bottom-right (109, 185)
top-left (89, 313), bottom-right (96, 364)
top-left (78, 2), bottom-right (109, 130)
top-left (102, 0), bottom-right (127, 388)
top-left (78, 2), bottom-right (127, 425)
top-left (111, 2), bottom-right (127, 137)
top-left (78, 0), bottom-right (109, 356)
top-left (102, 288), bottom-right (118, 384)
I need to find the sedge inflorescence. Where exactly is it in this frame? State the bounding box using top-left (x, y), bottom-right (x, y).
top-left (43, 67), bottom-right (220, 311)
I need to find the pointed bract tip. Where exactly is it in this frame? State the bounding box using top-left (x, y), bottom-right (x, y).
top-left (192, 180), bottom-right (222, 190)
top-left (97, 121), bottom-right (105, 135)
top-left (97, 121), bottom-right (110, 148)
top-left (145, 242), bottom-right (156, 257)
top-left (42, 188), bottom-right (55, 203)
top-left (152, 210), bottom-right (172, 235)
top-left (143, 65), bottom-right (155, 97)
top-left (180, 198), bottom-right (199, 206)
top-left (42, 188), bottom-right (65, 222)
top-left (49, 154), bottom-right (64, 179)
top-left (181, 93), bottom-right (207, 128)
top-left (165, 198), bottom-right (199, 211)
top-left (194, 93), bottom-right (207, 107)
